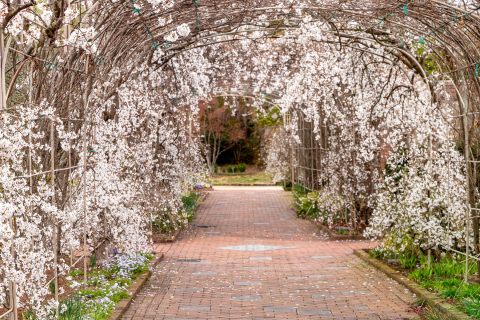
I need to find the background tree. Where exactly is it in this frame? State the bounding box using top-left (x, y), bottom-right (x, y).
top-left (199, 97), bottom-right (247, 172)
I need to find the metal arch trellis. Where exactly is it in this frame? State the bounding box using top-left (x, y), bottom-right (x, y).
top-left (291, 111), bottom-right (323, 192)
top-left (0, 116), bottom-right (90, 320)
top-left (5, 0), bottom-right (480, 317)
top-left (0, 62), bottom-right (180, 320)
top-left (284, 81), bottom-right (480, 285)
top-left (0, 57), bottom-right (98, 320)
top-left (118, 0), bottom-right (480, 290)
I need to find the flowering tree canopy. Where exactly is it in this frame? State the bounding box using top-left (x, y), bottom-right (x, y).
top-left (0, 0), bottom-right (480, 317)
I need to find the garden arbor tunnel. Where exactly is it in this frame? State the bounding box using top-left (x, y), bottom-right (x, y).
top-left (2, 0), bottom-right (480, 317)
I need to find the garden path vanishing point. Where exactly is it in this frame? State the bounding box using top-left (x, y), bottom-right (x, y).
top-left (122, 186), bottom-right (417, 320)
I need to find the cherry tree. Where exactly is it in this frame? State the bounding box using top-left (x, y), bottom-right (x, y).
top-left (0, 0), bottom-right (480, 316)
top-left (199, 98), bottom-right (247, 172)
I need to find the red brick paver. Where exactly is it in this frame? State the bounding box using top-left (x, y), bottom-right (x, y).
top-left (122, 186), bottom-right (417, 320)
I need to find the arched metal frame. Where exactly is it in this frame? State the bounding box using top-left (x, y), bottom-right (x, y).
top-left (3, 1), bottom-right (480, 317)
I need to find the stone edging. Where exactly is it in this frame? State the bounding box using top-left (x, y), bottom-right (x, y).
top-left (109, 254), bottom-right (164, 320)
top-left (354, 249), bottom-right (470, 320)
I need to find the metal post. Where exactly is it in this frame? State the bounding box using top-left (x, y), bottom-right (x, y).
top-left (1, 31), bottom-right (18, 320)
top-left (50, 118), bottom-right (60, 316)
top-left (461, 84), bottom-right (471, 283)
top-left (82, 54), bottom-right (90, 283)
top-left (9, 226), bottom-right (18, 320)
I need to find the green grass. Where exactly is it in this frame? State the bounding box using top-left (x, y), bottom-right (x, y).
top-left (210, 171), bottom-right (273, 185)
top-left (372, 249), bottom-right (480, 318)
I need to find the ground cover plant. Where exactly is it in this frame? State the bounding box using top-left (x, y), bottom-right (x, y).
top-left (23, 254), bottom-right (153, 320)
top-left (371, 248), bottom-right (480, 318)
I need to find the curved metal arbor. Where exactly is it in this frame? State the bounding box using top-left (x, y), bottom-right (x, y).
top-left (2, 0), bottom-right (480, 317)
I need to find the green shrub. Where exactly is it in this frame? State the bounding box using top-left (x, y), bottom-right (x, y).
top-left (293, 187), bottom-right (320, 220)
top-left (292, 184), bottom-right (309, 196)
top-left (181, 192), bottom-right (200, 222)
top-left (283, 181), bottom-right (292, 191)
top-left (224, 163), bottom-right (247, 173)
top-left (335, 228), bottom-right (350, 235)
top-left (182, 192), bottom-right (199, 211)
top-left (237, 163), bottom-right (247, 172)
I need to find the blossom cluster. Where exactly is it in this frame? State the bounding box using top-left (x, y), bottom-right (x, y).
top-left (0, 0), bottom-right (472, 315)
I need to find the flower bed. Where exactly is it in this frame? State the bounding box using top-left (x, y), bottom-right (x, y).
top-left (24, 253), bottom-right (154, 320)
top-left (370, 248), bottom-right (479, 319)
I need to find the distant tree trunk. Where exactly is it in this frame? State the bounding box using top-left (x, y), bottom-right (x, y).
top-left (206, 132), bottom-right (222, 173)
top-left (205, 149), bottom-right (213, 173)
top-left (198, 97), bottom-right (248, 173)
top-left (233, 146), bottom-right (242, 164)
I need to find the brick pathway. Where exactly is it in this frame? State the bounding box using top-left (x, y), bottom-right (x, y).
top-left (122, 186), bottom-right (417, 320)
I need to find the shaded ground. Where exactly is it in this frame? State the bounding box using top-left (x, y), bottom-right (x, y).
top-left (122, 186), bottom-right (417, 320)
